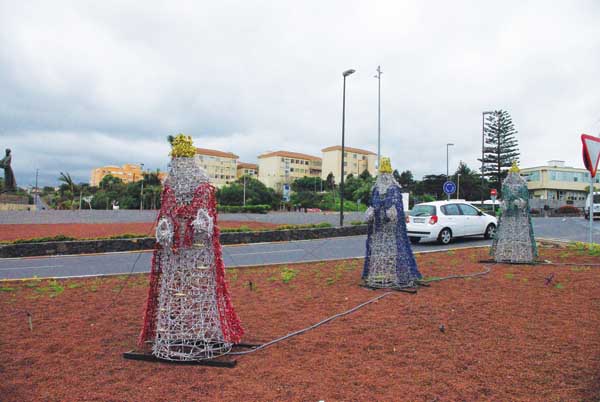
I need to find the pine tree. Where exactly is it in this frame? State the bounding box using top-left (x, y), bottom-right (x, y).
top-left (480, 110), bottom-right (520, 194)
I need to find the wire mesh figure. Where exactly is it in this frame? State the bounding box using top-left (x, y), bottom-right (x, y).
top-left (362, 158), bottom-right (421, 288)
top-left (490, 163), bottom-right (538, 263)
top-left (138, 135), bottom-right (243, 361)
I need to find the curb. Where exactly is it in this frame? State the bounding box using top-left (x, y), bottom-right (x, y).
top-left (0, 225), bottom-right (368, 258)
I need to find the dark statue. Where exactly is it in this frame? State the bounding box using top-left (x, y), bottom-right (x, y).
top-left (0, 148), bottom-right (16, 192)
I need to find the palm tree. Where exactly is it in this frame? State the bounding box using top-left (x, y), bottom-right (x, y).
top-left (58, 172), bottom-right (77, 210)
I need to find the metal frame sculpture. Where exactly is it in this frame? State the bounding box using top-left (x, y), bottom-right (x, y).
top-left (138, 135), bottom-right (243, 361)
top-left (363, 157), bottom-right (421, 288)
top-left (490, 162), bottom-right (537, 263)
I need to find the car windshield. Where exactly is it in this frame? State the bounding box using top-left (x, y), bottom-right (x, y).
top-left (594, 195), bottom-right (600, 203)
top-left (410, 205), bottom-right (436, 216)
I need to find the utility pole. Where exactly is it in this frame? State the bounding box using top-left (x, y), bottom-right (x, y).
top-left (374, 65), bottom-right (382, 169)
top-left (481, 111), bottom-right (494, 207)
top-left (35, 169), bottom-right (39, 192)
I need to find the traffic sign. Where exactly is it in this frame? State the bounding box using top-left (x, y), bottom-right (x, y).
top-left (490, 188), bottom-right (497, 197)
top-left (582, 134), bottom-right (600, 177)
top-left (443, 181), bottom-right (456, 195)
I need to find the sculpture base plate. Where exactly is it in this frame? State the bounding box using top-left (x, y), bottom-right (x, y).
top-left (359, 283), bottom-right (418, 293)
top-left (123, 342), bottom-right (263, 367)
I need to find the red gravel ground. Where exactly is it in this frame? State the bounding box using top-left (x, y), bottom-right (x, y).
top-left (0, 221), bottom-right (281, 242)
top-left (2, 246), bottom-right (600, 401)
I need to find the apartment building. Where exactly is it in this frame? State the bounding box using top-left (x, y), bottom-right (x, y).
top-left (521, 160), bottom-right (599, 205)
top-left (194, 148), bottom-right (239, 188)
top-left (90, 164), bottom-right (143, 186)
top-left (258, 151), bottom-right (322, 192)
top-left (321, 146), bottom-right (377, 183)
top-left (237, 162), bottom-right (258, 178)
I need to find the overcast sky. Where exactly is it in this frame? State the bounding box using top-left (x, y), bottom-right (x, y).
top-left (1, 1), bottom-right (600, 187)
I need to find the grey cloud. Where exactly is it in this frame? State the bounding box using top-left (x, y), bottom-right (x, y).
top-left (1, 0), bottom-right (600, 187)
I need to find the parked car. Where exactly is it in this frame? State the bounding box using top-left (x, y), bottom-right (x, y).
top-left (406, 200), bottom-right (497, 245)
top-left (584, 192), bottom-right (600, 220)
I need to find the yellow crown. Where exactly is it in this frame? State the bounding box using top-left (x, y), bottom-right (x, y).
top-left (508, 161), bottom-right (520, 173)
top-left (379, 157), bottom-right (392, 174)
top-left (170, 134), bottom-right (196, 158)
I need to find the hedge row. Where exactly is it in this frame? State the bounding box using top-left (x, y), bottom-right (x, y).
top-left (217, 204), bottom-right (271, 214)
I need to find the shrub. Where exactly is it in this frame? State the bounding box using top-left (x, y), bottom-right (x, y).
top-left (218, 204), bottom-right (271, 214)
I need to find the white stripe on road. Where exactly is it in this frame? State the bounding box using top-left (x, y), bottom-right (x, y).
top-left (0, 264), bottom-right (63, 271)
top-left (227, 249), bottom-right (305, 256)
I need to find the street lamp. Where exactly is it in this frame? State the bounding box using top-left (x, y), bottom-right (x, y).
top-left (340, 68), bottom-right (356, 227)
top-left (481, 111), bottom-right (494, 207)
top-left (446, 143), bottom-right (454, 200)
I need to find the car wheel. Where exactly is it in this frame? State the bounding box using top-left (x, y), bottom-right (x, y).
top-left (437, 228), bottom-right (452, 245)
top-left (484, 223), bottom-right (496, 239)
top-left (409, 236), bottom-right (420, 244)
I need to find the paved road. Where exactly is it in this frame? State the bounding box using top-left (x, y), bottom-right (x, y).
top-left (0, 210), bottom-right (365, 225)
top-left (0, 236), bottom-right (491, 280)
top-left (1, 217), bottom-right (599, 280)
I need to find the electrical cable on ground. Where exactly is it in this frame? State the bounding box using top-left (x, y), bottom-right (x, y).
top-left (228, 265), bottom-right (493, 356)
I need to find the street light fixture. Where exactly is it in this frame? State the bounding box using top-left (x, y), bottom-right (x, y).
top-left (340, 68), bottom-right (356, 227)
top-left (446, 143), bottom-right (454, 200)
top-left (481, 111), bottom-right (494, 207)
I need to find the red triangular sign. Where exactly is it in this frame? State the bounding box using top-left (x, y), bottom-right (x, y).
top-left (581, 134), bottom-right (600, 178)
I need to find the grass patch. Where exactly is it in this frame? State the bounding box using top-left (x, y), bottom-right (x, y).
top-left (504, 273), bottom-right (514, 279)
top-left (67, 283), bottom-right (83, 289)
top-left (0, 286), bottom-right (16, 292)
top-left (280, 267), bottom-right (298, 284)
top-left (568, 242), bottom-right (600, 256)
top-left (33, 280), bottom-right (64, 297)
top-left (555, 283), bottom-right (565, 289)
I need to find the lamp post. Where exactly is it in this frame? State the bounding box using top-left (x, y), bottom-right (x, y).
top-left (481, 111), bottom-right (494, 207)
top-left (140, 163), bottom-right (145, 211)
top-left (340, 68), bottom-right (356, 227)
top-left (374, 65), bottom-right (382, 169)
top-left (446, 143), bottom-right (454, 200)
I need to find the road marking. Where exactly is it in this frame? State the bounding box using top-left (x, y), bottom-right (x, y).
top-left (0, 264), bottom-right (63, 271)
top-left (227, 249), bottom-right (305, 256)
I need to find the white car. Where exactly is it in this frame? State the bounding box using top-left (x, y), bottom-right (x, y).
top-left (584, 192), bottom-right (600, 220)
top-left (406, 200), bottom-right (497, 245)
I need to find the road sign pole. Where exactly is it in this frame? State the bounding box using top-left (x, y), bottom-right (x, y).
top-left (590, 173), bottom-right (594, 244)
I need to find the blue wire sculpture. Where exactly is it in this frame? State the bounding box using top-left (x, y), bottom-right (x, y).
top-left (362, 158), bottom-right (421, 288)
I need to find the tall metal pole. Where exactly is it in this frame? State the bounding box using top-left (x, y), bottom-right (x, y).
top-left (243, 175), bottom-right (247, 206)
top-left (35, 169), bottom-right (39, 191)
top-left (481, 111), bottom-right (493, 207)
top-left (375, 65), bottom-right (382, 169)
top-left (340, 75), bottom-right (347, 227)
top-left (339, 68), bottom-right (355, 227)
top-left (481, 113), bottom-right (485, 206)
top-left (457, 173), bottom-right (461, 200)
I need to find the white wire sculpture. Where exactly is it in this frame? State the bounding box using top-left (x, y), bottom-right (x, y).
top-left (139, 142), bottom-right (243, 361)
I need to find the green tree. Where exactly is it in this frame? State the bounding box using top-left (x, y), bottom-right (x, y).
top-left (480, 110), bottom-right (520, 194)
top-left (58, 172), bottom-right (78, 210)
top-left (454, 162), bottom-right (488, 200)
top-left (359, 169), bottom-right (372, 181)
top-left (292, 176), bottom-right (324, 193)
top-left (325, 172), bottom-right (336, 191)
